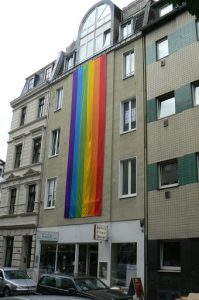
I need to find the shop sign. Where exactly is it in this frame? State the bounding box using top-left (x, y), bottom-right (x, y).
top-left (37, 231), bottom-right (59, 241)
top-left (94, 224), bottom-right (108, 241)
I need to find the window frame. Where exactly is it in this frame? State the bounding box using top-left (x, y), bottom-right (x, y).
top-left (159, 159), bottom-right (179, 189)
top-left (20, 106), bottom-right (26, 126)
top-left (156, 37), bottom-right (169, 60)
top-left (45, 177), bottom-right (57, 209)
top-left (14, 144), bottom-right (22, 169)
top-left (160, 241), bottom-right (181, 271)
top-left (192, 82), bottom-right (199, 106)
top-left (159, 3), bottom-right (173, 17)
top-left (55, 88), bottom-right (63, 111)
top-left (119, 157), bottom-right (137, 198)
top-left (120, 98), bottom-right (136, 134)
top-left (123, 50), bottom-right (135, 79)
top-left (32, 137), bottom-right (42, 164)
top-left (121, 20), bottom-right (133, 40)
top-left (50, 129), bottom-right (60, 157)
top-left (65, 55), bottom-right (74, 71)
top-left (9, 188), bottom-right (17, 215)
top-left (38, 97), bottom-right (45, 118)
top-left (157, 92), bottom-right (175, 119)
top-left (28, 77), bottom-right (34, 90)
top-left (45, 66), bottom-right (52, 80)
top-left (27, 184), bottom-right (36, 213)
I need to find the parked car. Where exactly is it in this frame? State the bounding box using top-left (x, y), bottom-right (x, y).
top-left (37, 274), bottom-right (132, 300)
top-left (3, 295), bottom-right (89, 300)
top-left (0, 267), bottom-right (37, 297)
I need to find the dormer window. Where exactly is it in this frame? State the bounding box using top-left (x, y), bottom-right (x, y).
top-left (159, 3), bottom-right (173, 17)
top-left (28, 77), bottom-right (34, 90)
top-left (79, 3), bottom-right (111, 62)
top-left (65, 55), bottom-right (74, 71)
top-left (122, 21), bottom-right (133, 39)
top-left (45, 66), bottom-right (52, 80)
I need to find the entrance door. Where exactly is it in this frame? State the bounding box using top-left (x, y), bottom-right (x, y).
top-left (88, 245), bottom-right (98, 276)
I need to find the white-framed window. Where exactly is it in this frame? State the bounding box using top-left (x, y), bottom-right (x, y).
top-left (55, 88), bottom-right (63, 111)
top-left (193, 83), bottom-right (199, 106)
top-left (123, 50), bottom-right (135, 78)
top-left (79, 3), bottom-right (111, 62)
top-left (160, 241), bottom-right (181, 271)
top-left (119, 157), bottom-right (136, 198)
top-left (66, 56), bottom-right (74, 71)
top-left (159, 3), bottom-right (173, 17)
top-left (45, 178), bottom-right (57, 209)
top-left (28, 77), bottom-right (34, 90)
top-left (158, 93), bottom-right (175, 119)
top-left (121, 98), bottom-right (136, 133)
top-left (156, 37), bottom-right (169, 60)
top-left (159, 159), bottom-right (178, 188)
top-left (45, 66), bottom-right (52, 80)
top-left (121, 21), bottom-right (133, 39)
top-left (50, 129), bottom-right (60, 156)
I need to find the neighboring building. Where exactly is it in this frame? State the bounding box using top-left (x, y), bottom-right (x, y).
top-left (144, 1), bottom-right (199, 299)
top-left (0, 62), bottom-right (53, 270)
top-left (35, 0), bottom-right (147, 288)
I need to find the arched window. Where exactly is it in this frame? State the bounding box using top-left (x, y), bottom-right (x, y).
top-left (79, 3), bottom-right (111, 62)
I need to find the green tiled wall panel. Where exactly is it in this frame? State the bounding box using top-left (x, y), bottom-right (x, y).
top-left (147, 98), bottom-right (157, 123)
top-left (175, 83), bottom-right (193, 113)
top-left (146, 21), bottom-right (197, 65)
top-left (148, 163), bottom-right (158, 191)
top-left (178, 153), bottom-right (198, 185)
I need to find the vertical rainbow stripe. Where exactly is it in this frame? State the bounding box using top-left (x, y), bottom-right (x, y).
top-left (65, 54), bottom-right (107, 218)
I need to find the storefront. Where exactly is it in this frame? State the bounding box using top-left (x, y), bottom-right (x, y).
top-left (34, 220), bottom-right (144, 287)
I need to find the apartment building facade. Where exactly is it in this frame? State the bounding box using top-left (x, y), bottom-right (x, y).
top-left (145, 1), bottom-right (199, 299)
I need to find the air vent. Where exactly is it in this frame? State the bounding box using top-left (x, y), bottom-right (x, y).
top-left (165, 191), bottom-right (171, 199)
top-left (161, 59), bottom-right (165, 67)
top-left (164, 119), bottom-right (169, 127)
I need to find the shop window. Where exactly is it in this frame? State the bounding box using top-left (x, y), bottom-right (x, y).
top-left (50, 129), bottom-right (60, 156)
top-left (14, 144), bottom-right (22, 169)
top-left (193, 83), bottom-right (199, 106)
top-left (57, 244), bottom-right (75, 274)
top-left (55, 88), bottom-right (63, 111)
top-left (160, 241), bottom-right (181, 271)
top-left (39, 244), bottom-right (57, 274)
top-left (156, 37), bottom-right (169, 60)
top-left (159, 3), bottom-right (173, 17)
top-left (111, 243), bottom-right (137, 287)
top-left (158, 92), bottom-right (175, 119)
top-left (4, 237), bottom-right (14, 267)
top-left (120, 158), bottom-right (136, 197)
top-left (123, 50), bottom-right (135, 78)
top-left (159, 159), bottom-right (178, 188)
top-left (20, 107), bottom-right (26, 126)
top-left (32, 137), bottom-right (41, 164)
top-left (121, 98), bottom-right (136, 133)
top-left (38, 97), bottom-right (45, 118)
top-left (9, 188), bottom-right (16, 214)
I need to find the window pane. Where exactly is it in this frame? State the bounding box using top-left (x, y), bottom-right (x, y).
top-left (123, 102), bottom-right (129, 132)
top-left (131, 158), bottom-right (136, 194)
top-left (160, 4), bottom-right (173, 17)
top-left (124, 52), bottom-right (134, 77)
top-left (40, 244), bottom-right (56, 273)
top-left (104, 30), bottom-right (110, 47)
top-left (161, 161), bottom-right (178, 186)
top-left (122, 160), bottom-right (129, 195)
top-left (87, 39), bottom-right (94, 57)
top-left (159, 97), bottom-right (175, 118)
top-left (57, 244), bottom-right (75, 274)
top-left (157, 38), bottom-right (168, 59)
top-left (96, 34), bottom-right (103, 52)
top-left (163, 242), bottom-right (180, 267)
top-left (194, 85), bottom-right (199, 105)
top-left (131, 99), bottom-right (136, 129)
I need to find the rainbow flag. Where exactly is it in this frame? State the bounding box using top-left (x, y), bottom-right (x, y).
top-left (64, 54), bottom-right (107, 218)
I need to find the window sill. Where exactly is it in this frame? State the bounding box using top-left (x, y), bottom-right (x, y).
top-left (120, 128), bottom-right (136, 135)
top-left (159, 183), bottom-right (179, 190)
top-left (44, 206), bottom-right (55, 210)
top-left (119, 193), bottom-right (137, 199)
top-left (54, 108), bottom-right (62, 112)
top-left (123, 73), bottom-right (135, 80)
top-left (49, 154), bottom-right (59, 159)
top-left (158, 269), bottom-right (181, 273)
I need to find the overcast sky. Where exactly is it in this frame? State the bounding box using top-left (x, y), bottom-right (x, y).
top-left (0, 0), bottom-right (131, 162)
